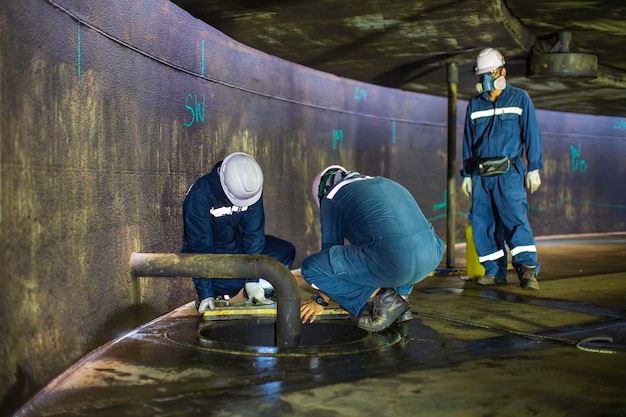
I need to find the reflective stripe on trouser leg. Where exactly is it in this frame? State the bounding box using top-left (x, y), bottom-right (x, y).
top-left (510, 245), bottom-right (536, 257)
top-left (478, 249), bottom-right (506, 277)
top-left (510, 244), bottom-right (539, 274)
top-left (478, 249), bottom-right (505, 263)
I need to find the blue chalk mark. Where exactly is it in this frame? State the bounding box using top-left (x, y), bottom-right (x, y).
top-left (184, 94), bottom-right (206, 127)
top-left (201, 40), bottom-right (205, 76)
top-left (426, 198), bottom-right (626, 222)
top-left (613, 119), bottom-right (626, 130)
top-left (426, 211), bottom-right (468, 222)
top-left (529, 198), bottom-right (626, 212)
top-left (570, 143), bottom-right (587, 172)
top-left (77, 21), bottom-right (81, 83)
top-left (433, 191), bottom-right (447, 211)
top-left (392, 120), bottom-right (396, 144)
top-left (332, 130), bottom-right (343, 155)
top-left (354, 87), bottom-right (367, 101)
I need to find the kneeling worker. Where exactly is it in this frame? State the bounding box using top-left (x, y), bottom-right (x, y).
top-left (296, 165), bottom-right (444, 332)
top-left (181, 152), bottom-right (296, 313)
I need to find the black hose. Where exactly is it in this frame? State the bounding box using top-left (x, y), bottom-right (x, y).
top-left (412, 310), bottom-right (623, 355)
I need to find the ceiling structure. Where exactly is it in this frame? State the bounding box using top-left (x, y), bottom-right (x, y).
top-left (171, 0), bottom-right (626, 118)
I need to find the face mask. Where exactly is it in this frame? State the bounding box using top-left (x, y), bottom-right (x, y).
top-left (475, 73), bottom-right (506, 93)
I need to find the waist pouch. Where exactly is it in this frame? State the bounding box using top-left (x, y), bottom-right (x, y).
top-left (478, 157), bottom-right (511, 176)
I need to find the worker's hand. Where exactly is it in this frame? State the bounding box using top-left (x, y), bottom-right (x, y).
top-left (300, 299), bottom-right (324, 324)
top-left (525, 170), bottom-right (541, 193)
top-left (197, 297), bottom-right (216, 314)
top-left (461, 177), bottom-right (472, 197)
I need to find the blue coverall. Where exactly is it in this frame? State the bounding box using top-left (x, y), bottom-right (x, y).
top-left (462, 85), bottom-right (543, 278)
top-left (181, 162), bottom-right (295, 299)
top-left (301, 175), bottom-right (445, 317)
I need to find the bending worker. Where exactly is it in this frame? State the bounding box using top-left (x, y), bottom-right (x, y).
top-left (295, 165), bottom-right (444, 332)
top-left (461, 47), bottom-right (543, 290)
top-left (181, 152), bottom-right (296, 313)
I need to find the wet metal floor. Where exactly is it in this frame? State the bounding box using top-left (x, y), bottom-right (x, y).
top-left (15, 234), bottom-right (626, 417)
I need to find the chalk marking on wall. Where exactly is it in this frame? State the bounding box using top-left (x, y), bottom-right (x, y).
top-left (77, 21), bottom-right (81, 84)
top-left (185, 94), bottom-right (206, 127)
top-left (332, 130), bottom-right (343, 155)
top-left (613, 119), bottom-right (626, 130)
top-left (427, 211), bottom-right (467, 222)
top-left (529, 198), bottom-right (626, 212)
top-left (570, 143), bottom-right (587, 172)
top-left (392, 120), bottom-right (396, 144)
top-left (354, 87), bottom-right (367, 101)
top-left (426, 199), bottom-right (626, 222)
top-left (45, 0), bottom-right (446, 126)
top-left (201, 40), bottom-right (205, 76)
top-left (432, 191), bottom-right (447, 212)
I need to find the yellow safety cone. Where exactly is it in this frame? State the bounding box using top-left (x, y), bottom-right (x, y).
top-left (466, 218), bottom-right (485, 279)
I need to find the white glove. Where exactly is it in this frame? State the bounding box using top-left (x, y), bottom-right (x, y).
top-left (525, 170), bottom-right (541, 193)
top-left (245, 282), bottom-right (274, 306)
top-left (461, 177), bottom-right (472, 197)
top-left (196, 297), bottom-right (216, 314)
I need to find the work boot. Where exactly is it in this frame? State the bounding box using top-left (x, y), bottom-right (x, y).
top-left (396, 294), bottom-right (413, 323)
top-left (357, 288), bottom-right (410, 332)
top-left (476, 274), bottom-right (507, 285)
top-left (519, 266), bottom-right (540, 290)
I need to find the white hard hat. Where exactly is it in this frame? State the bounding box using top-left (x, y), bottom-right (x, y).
top-left (219, 152), bottom-right (263, 206)
top-left (311, 165), bottom-right (346, 208)
top-left (474, 48), bottom-right (505, 75)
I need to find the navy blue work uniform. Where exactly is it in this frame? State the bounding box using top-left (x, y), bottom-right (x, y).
top-left (301, 174), bottom-right (444, 317)
top-left (462, 85), bottom-right (543, 278)
top-left (181, 162), bottom-right (295, 300)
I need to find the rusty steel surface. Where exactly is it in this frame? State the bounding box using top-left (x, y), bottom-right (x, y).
top-left (171, 0), bottom-right (626, 117)
top-left (13, 235), bottom-right (626, 417)
top-left (1, 1), bottom-right (626, 415)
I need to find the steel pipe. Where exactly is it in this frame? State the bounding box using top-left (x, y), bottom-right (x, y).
top-left (446, 62), bottom-right (458, 268)
top-left (129, 252), bottom-right (301, 347)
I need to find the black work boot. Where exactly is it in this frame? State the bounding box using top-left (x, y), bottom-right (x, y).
top-left (396, 294), bottom-right (413, 323)
top-left (357, 288), bottom-right (410, 332)
top-left (519, 265), bottom-right (540, 290)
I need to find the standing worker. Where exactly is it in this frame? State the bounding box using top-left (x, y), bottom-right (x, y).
top-left (182, 152), bottom-right (296, 313)
top-left (461, 47), bottom-right (543, 290)
top-left (295, 165), bottom-right (445, 332)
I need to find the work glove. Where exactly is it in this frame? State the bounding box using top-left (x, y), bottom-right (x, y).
top-left (196, 297), bottom-right (216, 314)
top-left (525, 170), bottom-right (541, 193)
top-left (461, 177), bottom-right (472, 197)
top-left (245, 282), bottom-right (275, 306)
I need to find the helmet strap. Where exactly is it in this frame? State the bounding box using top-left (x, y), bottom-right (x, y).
top-left (318, 169), bottom-right (347, 202)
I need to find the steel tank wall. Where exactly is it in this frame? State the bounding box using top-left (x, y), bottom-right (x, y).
top-left (1, 0), bottom-right (625, 414)
top-left (528, 111), bottom-right (626, 233)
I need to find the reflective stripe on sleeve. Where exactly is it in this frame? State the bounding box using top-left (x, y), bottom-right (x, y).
top-left (210, 205), bottom-right (248, 217)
